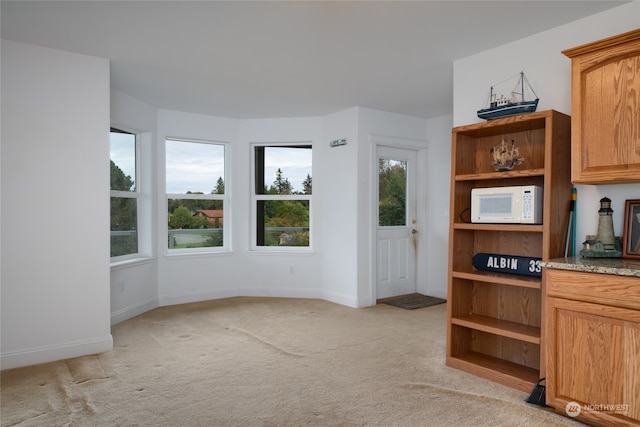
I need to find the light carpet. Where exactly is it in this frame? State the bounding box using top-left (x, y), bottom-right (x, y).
top-left (1, 297), bottom-right (583, 426)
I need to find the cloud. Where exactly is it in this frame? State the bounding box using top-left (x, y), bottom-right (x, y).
top-left (166, 140), bottom-right (225, 194)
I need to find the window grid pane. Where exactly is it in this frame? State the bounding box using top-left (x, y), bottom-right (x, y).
top-left (110, 130), bottom-right (136, 192)
top-left (257, 200), bottom-right (309, 246)
top-left (166, 139), bottom-right (226, 250)
top-left (254, 144), bottom-right (312, 248)
top-left (378, 158), bottom-right (407, 227)
top-left (167, 199), bottom-right (224, 249)
top-left (110, 196), bottom-right (138, 257)
top-left (110, 129), bottom-right (139, 258)
top-left (166, 139), bottom-right (224, 194)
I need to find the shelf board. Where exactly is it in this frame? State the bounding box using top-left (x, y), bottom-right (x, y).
top-left (455, 168), bottom-right (545, 182)
top-left (453, 223), bottom-right (543, 232)
top-left (451, 314), bottom-right (541, 344)
top-left (446, 352), bottom-right (540, 393)
top-left (452, 111), bottom-right (549, 136)
top-left (451, 270), bottom-right (541, 289)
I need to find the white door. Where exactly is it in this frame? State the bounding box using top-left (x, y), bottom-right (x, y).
top-left (376, 146), bottom-right (418, 300)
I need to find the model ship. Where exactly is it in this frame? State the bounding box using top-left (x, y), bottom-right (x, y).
top-left (491, 138), bottom-right (524, 171)
top-left (477, 72), bottom-right (539, 120)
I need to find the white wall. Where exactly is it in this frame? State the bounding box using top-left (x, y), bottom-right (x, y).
top-left (453, 2), bottom-right (640, 251)
top-left (1, 40), bottom-right (112, 369)
top-left (153, 107), bottom-right (433, 309)
top-left (156, 111), bottom-right (328, 306)
top-left (424, 114), bottom-right (453, 299)
top-left (318, 108), bottom-right (361, 306)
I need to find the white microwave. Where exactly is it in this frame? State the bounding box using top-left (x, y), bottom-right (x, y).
top-left (471, 185), bottom-right (543, 224)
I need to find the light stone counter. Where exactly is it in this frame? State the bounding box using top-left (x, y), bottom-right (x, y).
top-left (541, 256), bottom-right (640, 278)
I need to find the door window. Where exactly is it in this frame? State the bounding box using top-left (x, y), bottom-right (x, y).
top-left (378, 158), bottom-right (407, 226)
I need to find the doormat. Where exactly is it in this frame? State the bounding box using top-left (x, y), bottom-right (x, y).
top-left (382, 293), bottom-right (446, 310)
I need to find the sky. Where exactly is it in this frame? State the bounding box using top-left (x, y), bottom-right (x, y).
top-left (110, 132), bottom-right (137, 191)
top-left (110, 133), bottom-right (312, 194)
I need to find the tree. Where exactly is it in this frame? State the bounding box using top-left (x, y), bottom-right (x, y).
top-left (110, 160), bottom-right (134, 192)
top-left (302, 174), bottom-right (312, 195)
top-left (110, 160), bottom-right (136, 231)
top-left (378, 159), bottom-right (406, 226)
top-left (168, 206), bottom-right (193, 229)
top-left (191, 215), bottom-right (209, 229)
top-left (213, 176), bottom-right (224, 195)
top-left (272, 168), bottom-right (292, 195)
top-left (110, 160), bottom-right (137, 256)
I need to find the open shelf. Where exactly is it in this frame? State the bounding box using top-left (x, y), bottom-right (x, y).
top-left (451, 314), bottom-right (541, 344)
top-left (451, 270), bottom-right (541, 289)
top-left (455, 168), bottom-right (545, 182)
top-left (446, 352), bottom-right (540, 393)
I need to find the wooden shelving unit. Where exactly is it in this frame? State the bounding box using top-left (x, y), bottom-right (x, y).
top-left (446, 110), bottom-right (572, 393)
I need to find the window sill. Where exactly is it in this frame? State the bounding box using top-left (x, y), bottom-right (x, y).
top-left (110, 256), bottom-right (155, 271)
top-left (164, 250), bottom-right (233, 261)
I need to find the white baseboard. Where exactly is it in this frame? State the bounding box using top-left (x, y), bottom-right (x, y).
top-left (1, 335), bottom-right (113, 370)
top-left (321, 289), bottom-right (360, 308)
top-left (158, 288), bottom-right (239, 307)
top-left (111, 297), bottom-right (159, 325)
top-left (158, 287), bottom-right (330, 308)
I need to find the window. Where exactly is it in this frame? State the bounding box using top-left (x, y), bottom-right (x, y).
top-left (166, 138), bottom-right (227, 251)
top-left (253, 144), bottom-right (312, 248)
top-left (378, 158), bottom-right (407, 226)
top-left (110, 128), bottom-right (139, 258)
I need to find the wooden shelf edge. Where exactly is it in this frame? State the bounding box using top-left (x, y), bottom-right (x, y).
top-left (455, 168), bottom-right (545, 182)
top-left (446, 352), bottom-right (539, 393)
top-left (451, 314), bottom-right (541, 344)
top-left (453, 223), bottom-right (543, 232)
top-left (452, 110), bottom-right (561, 134)
top-left (451, 270), bottom-right (542, 289)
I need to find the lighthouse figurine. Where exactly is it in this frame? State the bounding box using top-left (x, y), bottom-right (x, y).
top-left (596, 197), bottom-right (616, 251)
top-left (580, 196), bottom-right (622, 257)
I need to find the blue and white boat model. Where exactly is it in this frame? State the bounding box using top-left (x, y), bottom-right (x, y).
top-left (477, 72), bottom-right (539, 120)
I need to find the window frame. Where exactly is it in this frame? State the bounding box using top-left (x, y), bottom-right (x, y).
top-left (251, 142), bottom-right (312, 252)
top-left (110, 128), bottom-right (142, 262)
top-left (165, 137), bottom-right (230, 255)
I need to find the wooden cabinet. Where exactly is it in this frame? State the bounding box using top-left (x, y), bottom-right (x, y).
top-left (545, 267), bottom-right (640, 426)
top-left (446, 110), bottom-right (572, 392)
top-left (562, 29), bottom-right (640, 184)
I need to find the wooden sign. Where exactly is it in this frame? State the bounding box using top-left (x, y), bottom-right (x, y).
top-left (472, 253), bottom-right (542, 277)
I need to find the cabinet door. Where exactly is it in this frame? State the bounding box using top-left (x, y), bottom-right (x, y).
top-left (547, 297), bottom-right (640, 425)
top-left (565, 30), bottom-right (640, 184)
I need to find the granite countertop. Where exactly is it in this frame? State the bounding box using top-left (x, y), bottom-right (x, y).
top-left (541, 257), bottom-right (640, 278)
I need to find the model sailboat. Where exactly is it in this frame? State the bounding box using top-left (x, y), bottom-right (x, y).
top-left (477, 72), bottom-right (539, 120)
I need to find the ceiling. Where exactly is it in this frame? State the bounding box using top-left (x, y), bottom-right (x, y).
top-left (1, 1), bottom-right (629, 120)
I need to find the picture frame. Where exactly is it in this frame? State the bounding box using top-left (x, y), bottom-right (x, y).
top-left (622, 199), bottom-right (640, 259)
